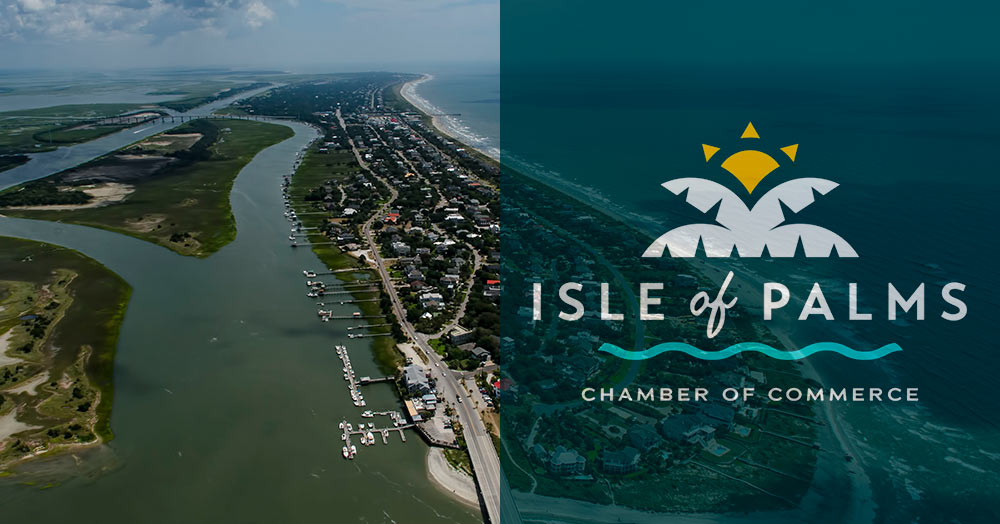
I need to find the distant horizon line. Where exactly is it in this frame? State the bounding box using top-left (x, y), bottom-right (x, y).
top-left (0, 60), bottom-right (500, 75)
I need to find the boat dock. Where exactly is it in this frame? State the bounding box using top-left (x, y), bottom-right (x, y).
top-left (359, 376), bottom-right (394, 385)
top-left (340, 417), bottom-right (415, 459)
top-left (315, 288), bottom-right (378, 296)
top-left (336, 344), bottom-right (367, 407)
top-left (346, 323), bottom-right (392, 330)
top-left (348, 332), bottom-right (391, 339)
top-left (307, 268), bottom-right (365, 276)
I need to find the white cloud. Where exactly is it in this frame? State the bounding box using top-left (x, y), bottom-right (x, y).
top-left (0, 0), bottom-right (281, 42)
top-left (18, 0), bottom-right (52, 12)
top-left (245, 0), bottom-right (275, 29)
top-left (325, 0), bottom-right (489, 14)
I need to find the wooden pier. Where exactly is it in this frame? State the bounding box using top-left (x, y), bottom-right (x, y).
top-left (348, 332), bottom-right (392, 338)
top-left (360, 376), bottom-right (394, 385)
top-left (347, 323), bottom-right (392, 330)
top-left (413, 423), bottom-right (462, 450)
top-left (340, 407), bottom-right (415, 459)
top-left (336, 345), bottom-right (366, 407)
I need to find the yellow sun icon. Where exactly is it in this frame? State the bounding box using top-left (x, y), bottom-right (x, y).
top-left (702, 122), bottom-right (798, 194)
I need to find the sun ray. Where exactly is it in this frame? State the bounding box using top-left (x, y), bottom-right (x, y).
top-left (702, 144), bottom-right (720, 162)
top-left (781, 144), bottom-right (798, 161)
top-left (740, 122), bottom-right (760, 139)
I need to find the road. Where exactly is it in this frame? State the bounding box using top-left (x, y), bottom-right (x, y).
top-left (340, 105), bottom-right (513, 524)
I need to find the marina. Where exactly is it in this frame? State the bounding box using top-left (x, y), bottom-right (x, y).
top-left (275, 119), bottom-right (465, 489)
top-left (0, 117), bottom-right (482, 523)
top-left (336, 344), bottom-right (368, 407)
top-left (283, 147), bottom-right (426, 461)
top-left (334, 344), bottom-right (416, 459)
top-left (286, 150), bottom-right (420, 459)
top-left (339, 417), bottom-right (414, 460)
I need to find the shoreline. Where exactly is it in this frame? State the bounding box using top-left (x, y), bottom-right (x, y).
top-left (399, 74), bottom-right (499, 162)
top-left (426, 447), bottom-right (479, 508)
top-left (503, 164), bottom-right (874, 520)
top-left (286, 122), bottom-right (480, 507)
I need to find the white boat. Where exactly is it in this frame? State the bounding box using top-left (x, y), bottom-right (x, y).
top-left (367, 423), bottom-right (374, 429)
top-left (341, 434), bottom-right (346, 441)
top-left (362, 410), bottom-right (373, 418)
top-left (338, 421), bottom-right (345, 429)
top-left (346, 423), bottom-right (353, 432)
top-left (307, 292), bottom-right (318, 298)
top-left (350, 445), bottom-right (357, 454)
top-left (342, 446), bottom-right (349, 459)
top-left (366, 432), bottom-right (374, 444)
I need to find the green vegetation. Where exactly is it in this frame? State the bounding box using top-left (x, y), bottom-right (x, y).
top-left (158, 82), bottom-right (269, 112)
top-left (0, 155), bottom-right (29, 173)
top-left (0, 104), bottom-right (156, 155)
top-left (0, 237), bottom-right (132, 467)
top-left (499, 437), bottom-right (536, 491)
top-left (0, 119), bottom-right (293, 257)
top-left (426, 336), bottom-right (481, 371)
top-left (288, 146), bottom-right (405, 374)
top-left (443, 448), bottom-right (473, 476)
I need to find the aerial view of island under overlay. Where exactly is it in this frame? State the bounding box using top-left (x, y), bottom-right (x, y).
top-left (2, 1), bottom-right (999, 524)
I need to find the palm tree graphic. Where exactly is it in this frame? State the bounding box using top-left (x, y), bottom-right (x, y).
top-left (643, 123), bottom-right (857, 258)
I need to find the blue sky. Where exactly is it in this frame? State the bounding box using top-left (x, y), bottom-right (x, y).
top-left (0, 0), bottom-right (499, 70)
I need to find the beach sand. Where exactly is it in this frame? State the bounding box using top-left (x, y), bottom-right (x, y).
top-left (3, 182), bottom-right (134, 211)
top-left (5, 372), bottom-right (48, 395)
top-left (0, 411), bottom-right (37, 442)
top-left (399, 75), bottom-right (499, 161)
top-left (426, 447), bottom-right (478, 508)
top-left (0, 328), bottom-right (23, 368)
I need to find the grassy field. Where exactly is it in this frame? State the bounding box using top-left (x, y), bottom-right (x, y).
top-left (157, 82), bottom-right (268, 112)
top-left (0, 237), bottom-right (131, 469)
top-left (288, 146), bottom-right (404, 373)
top-left (0, 104), bottom-right (155, 155)
top-left (444, 448), bottom-right (473, 475)
top-left (0, 119), bottom-right (293, 257)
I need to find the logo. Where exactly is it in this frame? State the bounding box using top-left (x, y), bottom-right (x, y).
top-left (643, 123), bottom-right (857, 258)
top-left (530, 121), bottom-right (968, 362)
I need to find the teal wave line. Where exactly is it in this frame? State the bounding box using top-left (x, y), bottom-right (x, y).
top-left (598, 341), bottom-right (902, 361)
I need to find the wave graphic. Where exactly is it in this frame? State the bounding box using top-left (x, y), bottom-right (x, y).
top-left (598, 341), bottom-right (902, 361)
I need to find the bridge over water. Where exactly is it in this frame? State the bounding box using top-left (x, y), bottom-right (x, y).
top-left (101, 113), bottom-right (296, 125)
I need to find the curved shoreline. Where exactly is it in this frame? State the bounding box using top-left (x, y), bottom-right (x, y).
top-left (399, 74), bottom-right (499, 161)
top-left (426, 448), bottom-right (479, 508)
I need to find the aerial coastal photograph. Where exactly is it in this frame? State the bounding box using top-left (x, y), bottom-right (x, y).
top-left (2, 1), bottom-right (999, 524)
top-left (0, 1), bottom-right (499, 522)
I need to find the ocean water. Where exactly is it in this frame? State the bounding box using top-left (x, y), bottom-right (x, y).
top-left (500, 65), bottom-right (1000, 522)
top-left (406, 63), bottom-right (499, 159)
top-left (365, 60), bottom-right (1000, 521)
